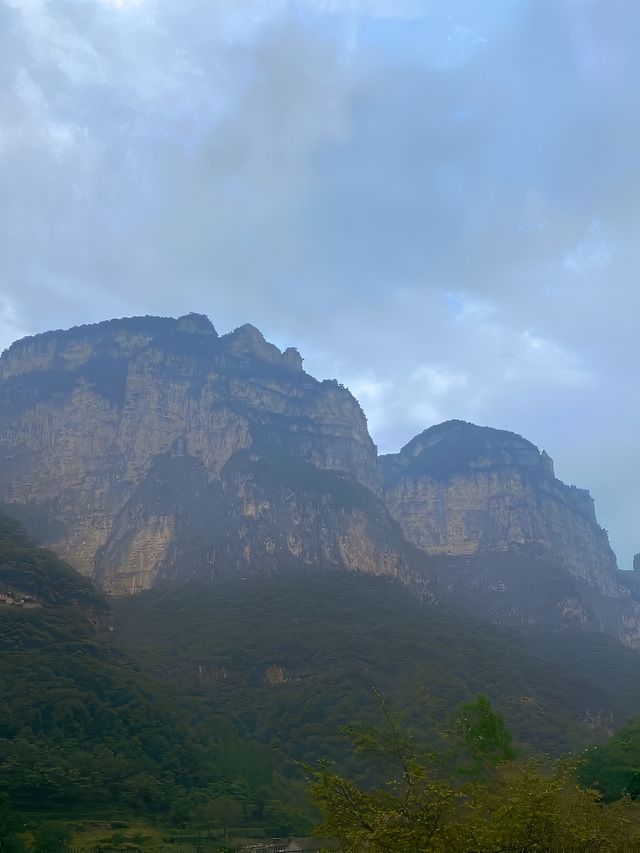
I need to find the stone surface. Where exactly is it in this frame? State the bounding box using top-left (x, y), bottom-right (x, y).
top-left (381, 421), bottom-right (606, 569)
top-left (0, 315), bottom-right (422, 595)
top-left (381, 420), bottom-right (640, 646)
top-left (2, 317), bottom-right (640, 649)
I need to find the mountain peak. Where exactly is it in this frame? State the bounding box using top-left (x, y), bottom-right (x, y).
top-left (176, 313), bottom-right (218, 336)
top-left (0, 313), bottom-right (379, 591)
top-left (391, 420), bottom-right (543, 479)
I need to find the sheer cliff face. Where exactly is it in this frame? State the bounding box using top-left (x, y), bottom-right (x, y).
top-left (381, 421), bottom-right (640, 647)
top-left (0, 315), bottom-right (420, 593)
top-left (381, 421), bottom-right (615, 576)
top-left (2, 316), bottom-right (639, 647)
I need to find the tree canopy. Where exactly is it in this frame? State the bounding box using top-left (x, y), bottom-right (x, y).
top-left (308, 695), bottom-right (640, 852)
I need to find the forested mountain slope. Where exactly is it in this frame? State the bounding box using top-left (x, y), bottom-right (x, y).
top-left (112, 570), bottom-right (640, 766)
top-left (2, 505), bottom-right (640, 837)
top-left (0, 512), bottom-right (295, 826)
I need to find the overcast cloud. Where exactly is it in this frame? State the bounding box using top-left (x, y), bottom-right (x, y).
top-left (1, 0), bottom-right (638, 566)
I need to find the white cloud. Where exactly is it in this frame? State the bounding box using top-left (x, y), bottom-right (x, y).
top-left (98, 0), bottom-right (146, 8)
top-left (563, 220), bottom-right (614, 274)
top-left (410, 365), bottom-right (468, 396)
top-left (0, 296), bottom-right (27, 355)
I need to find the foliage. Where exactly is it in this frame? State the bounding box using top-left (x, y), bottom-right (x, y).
top-left (0, 511), bottom-right (106, 612)
top-left (456, 693), bottom-right (517, 770)
top-left (113, 570), bottom-right (626, 776)
top-left (308, 695), bottom-right (640, 852)
top-left (33, 821), bottom-right (73, 852)
top-left (580, 717), bottom-right (640, 802)
top-left (0, 514), bottom-right (294, 832)
top-left (520, 626), bottom-right (640, 729)
top-left (4, 507), bottom-right (640, 840)
top-left (381, 421), bottom-right (540, 483)
top-left (0, 795), bottom-right (25, 852)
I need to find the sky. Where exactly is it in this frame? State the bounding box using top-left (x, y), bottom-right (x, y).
top-left (0, 0), bottom-right (638, 567)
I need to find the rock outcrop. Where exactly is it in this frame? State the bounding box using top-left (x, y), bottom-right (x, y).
top-left (0, 314), bottom-right (424, 594)
top-left (2, 316), bottom-right (640, 648)
top-left (381, 421), bottom-right (640, 646)
top-left (381, 421), bottom-right (612, 571)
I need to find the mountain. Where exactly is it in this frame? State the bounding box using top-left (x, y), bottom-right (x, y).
top-left (0, 510), bottom-right (286, 820)
top-left (0, 314), bottom-right (426, 595)
top-left (380, 420), bottom-right (611, 570)
top-left (4, 504), bottom-right (640, 833)
top-left (112, 570), bottom-right (640, 764)
top-left (3, 315), bottom-right (640, 830)
top-left (1, 314), bottom-right (639, 648)
top-left (0, 510), bottom-right (107, 618)
top-left (381, 421), bottom-right (640, 647)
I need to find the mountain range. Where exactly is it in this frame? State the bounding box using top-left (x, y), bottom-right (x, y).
top-left (1, 312), bottom-right (639, 646)
top-left (3, 314), bottom-right (640, 839)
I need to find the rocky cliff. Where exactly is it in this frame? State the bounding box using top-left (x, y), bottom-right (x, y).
top-left (0, 314), bottom-right (424, 594)
top-left (381, 421), bottom-right (640, 646)
top-left (2, 316), bottom-right (640, 647)
top-left (381, 421), bottom-right (611, 570)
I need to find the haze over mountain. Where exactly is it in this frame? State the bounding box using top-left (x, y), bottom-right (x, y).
top-left (1, 0), bottom-right (639, 572)
top-left (2, 314), bottom-right (639, 649)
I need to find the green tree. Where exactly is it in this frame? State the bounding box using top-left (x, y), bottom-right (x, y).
top-left (0, 797), bottom-right (25, 853)
top-left (581, 717), bottom-right (640, 801)
top-left (263, 799), bottom-right (313, 836)
top-left (307, 695), bottom-right (640, 852)
top-left (455, 693), bottom-right (517, 772)
top-left (192, 797), bottom-right (243, 840)
top-left (33, 821), bottom-right (73, 853)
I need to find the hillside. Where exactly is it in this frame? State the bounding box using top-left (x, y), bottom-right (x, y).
top-left (0, 511), bottom-right (297, 828)
top-left (112, 569), bottom-right (640, 767)
top-left (2, 509), bottom-right (640, 838)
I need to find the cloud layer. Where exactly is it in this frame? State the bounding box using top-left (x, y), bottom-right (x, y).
top-left (1, 0), bottom-right (638, 565)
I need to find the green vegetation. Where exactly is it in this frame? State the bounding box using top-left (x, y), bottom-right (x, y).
top-left (0, 512), bottom-right (309, 837)
top-left (520, 627), bottom-right (640, 717)
top-left (225, 447), bottom-right (380, 511)
top-left (113, 569), bottom-right (627, 770)
top-left (381, 420), bottom-right (541, 483)
top-left (4, 506), bottom-right (640, 847)
top-left (308, 695), bottom-right (640, 852)
top-left (0, 513), bottom-right (105, 610)
top-left (581, 717), bottom-right (640, 802)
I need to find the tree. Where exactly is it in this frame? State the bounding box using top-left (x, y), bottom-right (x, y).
top-left (456, 694), bottom-right (517, 769)
top-left (33, 821), bottom-right (73, 853)
top-left (307, 694), bottom-right (640, 852)
top-left (192, 797), bottom-right (243, 840)
top-left (0, 796), bottom-right (25, 853)
top-left (580, 717), bottom-right (640, 801)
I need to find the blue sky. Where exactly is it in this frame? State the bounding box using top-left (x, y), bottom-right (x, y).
top-left (0, 0), bottom-right (638, 566)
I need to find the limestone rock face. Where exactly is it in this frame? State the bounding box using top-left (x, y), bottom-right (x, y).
top-left (381, 420), bottom-right (640, 647)
top-left (2, 317), bottom-right (640, 649)
top-left (0, 315), bottom-right (415, 593)
top-left (381, 421), bottom-right (609, 569)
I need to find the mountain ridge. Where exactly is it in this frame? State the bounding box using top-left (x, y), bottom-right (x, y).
top-left (1, 313), bottom-right (638, 647)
